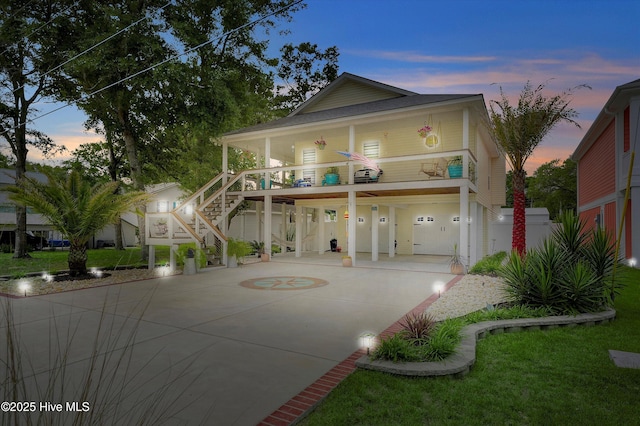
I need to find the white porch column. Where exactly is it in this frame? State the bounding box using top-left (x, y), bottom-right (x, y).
top-left (371, 204), bottom-right (379, 261)
top-left (169, 243), bottom-right (178, 272)
top-left (281, 203), bottom-right (287, 254)
top-left (469, 201), bottom-right (478, 266)
top-left (389, 206), bottom-right (396, 257)
top-left (148, 245), bottom-right (156, 270)
top-left (264, 137), bottom-right (271, 189)
top-left (318, 205), bottom-right (325, 254)
top-left (348, 190), bottom-right (356, 264)
top-left (348, 125), bottom-right (355, 184)
top-left (462, 108), bottom-right (470, 178)
top-left (256, 201), bottom-right (263, 242)
top-left (295, 204), bottom-right (303, 257)
top-left (222, 141), bottom-right (228, 184)
top-left (459, 184), bottom-right (470, 270)
top-left (264, 195), bottom-right (272, 256)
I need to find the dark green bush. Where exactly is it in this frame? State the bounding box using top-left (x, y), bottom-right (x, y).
top-left (500, 211), bottom-right (621, 314)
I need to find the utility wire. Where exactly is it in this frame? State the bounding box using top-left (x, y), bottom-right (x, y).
top-left (24, 0), bottom-right (304, 127)
top-left (9, 1), bottom-right (174, 96)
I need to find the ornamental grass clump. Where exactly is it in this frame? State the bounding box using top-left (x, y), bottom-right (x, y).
top-left (398, 312), bottom-right (437, 344)
top-left (500, 211), bottom-right (623, 315)
top-left (371, 317), bottom-right (463, 363)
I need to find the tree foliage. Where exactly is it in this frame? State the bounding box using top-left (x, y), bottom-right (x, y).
top-left (0, 1), bottom-right (69, 257)
top-left (488, 82), bottom-right (585, 255)
top-left (527, 158), bottom-right (576, 220)
top-left (273, 42), bottom-right (340, 115)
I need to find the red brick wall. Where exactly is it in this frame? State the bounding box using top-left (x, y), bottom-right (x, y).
top-left (580, 206), bottom-right (601, 234)
top-left (578, 120), bottom-right (616, 206)
top-left (604, 201), bottom-right (617, 238)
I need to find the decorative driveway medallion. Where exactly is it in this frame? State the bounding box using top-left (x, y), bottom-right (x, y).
top-left (239, 276), bottom-right (328, 290)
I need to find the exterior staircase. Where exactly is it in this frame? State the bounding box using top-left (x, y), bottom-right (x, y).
top-left (170, 173), bottom-right (244, 248)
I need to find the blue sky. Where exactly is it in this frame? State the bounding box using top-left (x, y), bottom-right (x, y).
top-left (33, 0), bottom-right (639, 174)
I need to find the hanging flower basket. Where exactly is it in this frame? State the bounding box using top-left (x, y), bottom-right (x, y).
top-left (315, 137), bottom-right (326, 150)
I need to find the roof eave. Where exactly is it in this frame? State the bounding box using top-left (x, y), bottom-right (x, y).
top-left (223, 94), bottom-right (484, 143)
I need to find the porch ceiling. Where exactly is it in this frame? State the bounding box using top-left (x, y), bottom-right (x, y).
top-left (241, 186), bottom-right (466, 204)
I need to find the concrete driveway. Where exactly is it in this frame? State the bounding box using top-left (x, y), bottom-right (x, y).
top-left (1, 258), bottom-right (452, 425)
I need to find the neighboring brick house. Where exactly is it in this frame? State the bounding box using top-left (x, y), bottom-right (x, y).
top-left (572, 78), bottom-right (640, 264)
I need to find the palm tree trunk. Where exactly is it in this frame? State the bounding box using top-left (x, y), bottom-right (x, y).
top-left (512, 168), bottom-right (527, 256)
top-left (68, 242), bottom-right (88, 277)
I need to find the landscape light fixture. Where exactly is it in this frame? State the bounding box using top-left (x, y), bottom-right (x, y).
top-left (19, 281), bottom-right (31, 297)
top-left (433, 281), bottom-right (445, 298)
top-left (360, 333), bottom-right (376, 355)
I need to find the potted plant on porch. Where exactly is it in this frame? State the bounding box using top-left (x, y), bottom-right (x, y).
top-left (227, 238), bottom-right (252, 268)
top-left (250, 240), bottom-right (270, 262)
top-left (447, 156), bottom-right (463, 179)
top-left (322, 166), bottom-right (340, 186)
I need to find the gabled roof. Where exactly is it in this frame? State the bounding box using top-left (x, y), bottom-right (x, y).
top-left (225, 90), bottom-right (479, 138)
top-left (572, 78), bottom-right (640, 161)
top-left (288, 72), bottom-right (417, 116)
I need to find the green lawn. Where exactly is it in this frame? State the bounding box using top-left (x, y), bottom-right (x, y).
top-left (301, 268), bottom-right (640, 425)
top-left (0, 247), bottom-right (171, 278)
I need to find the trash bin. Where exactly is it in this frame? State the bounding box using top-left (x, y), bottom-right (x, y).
top-left (330, 238), bottom-right (338, 252)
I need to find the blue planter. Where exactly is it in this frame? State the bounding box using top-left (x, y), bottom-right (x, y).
top-left (447, 165), bottom-right (463, 179)
top-left (322, 173), bottom-right (340, 186)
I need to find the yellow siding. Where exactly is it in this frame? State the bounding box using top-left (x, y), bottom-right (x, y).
top-left (303, 80), bottom-right (402, 113)
top-left (490, 155), bottom-right (507, 206)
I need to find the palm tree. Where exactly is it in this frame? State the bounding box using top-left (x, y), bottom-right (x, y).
top-left (4, 170), bottom-right (148, 276)
top-left (488, 82), bottom-right (585, 256)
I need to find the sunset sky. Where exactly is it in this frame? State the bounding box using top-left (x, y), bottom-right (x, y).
top-left (30, 0), bottom-right (639, 174)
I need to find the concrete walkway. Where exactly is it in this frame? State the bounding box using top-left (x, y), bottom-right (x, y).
top-left (1, 257), bottom-right (453, 425)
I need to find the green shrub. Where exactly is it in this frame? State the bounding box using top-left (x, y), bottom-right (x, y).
top-left (372, 318), bottom-right (463, 363)
top-left (1, 243), bottom-right (11, 254)
top-left (469, 251), bottom-right (507, 276)
top-left (500, 211), bottom-right (621, 314)
top-left (227, 238), bottom-right (252, 259)
top-left (371, 333), bottom-right (421, 363)
top-left (174, 243), bottom-right (207, 269)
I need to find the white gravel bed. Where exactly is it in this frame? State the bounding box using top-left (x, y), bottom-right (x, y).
top-left (426, 275), bottom-right (508, 320)
top-left (0, 268), bottom-right (178, 297)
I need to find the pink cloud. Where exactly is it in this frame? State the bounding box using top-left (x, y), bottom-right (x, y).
top-left (350, 49), bottom-right (497, 64)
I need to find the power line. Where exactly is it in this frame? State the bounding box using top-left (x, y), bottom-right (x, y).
top-left (26, 0), bottom-right (304, 127)
top-left (9, 1), bottom-right (174, 97)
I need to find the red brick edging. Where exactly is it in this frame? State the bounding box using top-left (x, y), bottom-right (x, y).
top-left (258, 274), bottom-right (464, 425)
